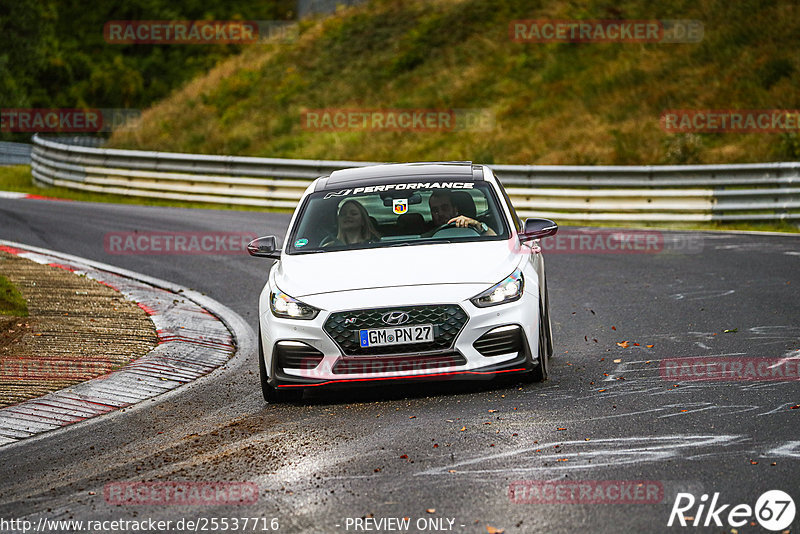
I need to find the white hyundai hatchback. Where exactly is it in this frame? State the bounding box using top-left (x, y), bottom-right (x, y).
top-left (248, 162), bottom-right (557, 402)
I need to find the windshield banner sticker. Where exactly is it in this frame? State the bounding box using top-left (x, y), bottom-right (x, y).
top-left (324, 182), bottom-right (474, 199)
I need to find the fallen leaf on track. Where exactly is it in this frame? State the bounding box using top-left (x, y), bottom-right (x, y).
top-left (616, 341), bottom-right (630, 348)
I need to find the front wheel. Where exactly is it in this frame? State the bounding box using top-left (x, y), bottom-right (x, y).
top-left (258, 328), bottom-right (303, 403)
top-left (544, 277), bottom-right (553, 358)
top-left (522, 301), bottom-right (549, 382)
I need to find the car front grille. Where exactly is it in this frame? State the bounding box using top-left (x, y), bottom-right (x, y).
top-left (323, 304), bottom-right (468, 356)
top-left (332, 351), bottom-right (467, 374)
top-left (473, 325), bottom-right (524, 357)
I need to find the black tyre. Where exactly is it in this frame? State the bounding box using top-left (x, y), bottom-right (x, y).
top-left (258, 328), bottom-right (303, 403)
top-left (543, 277), bottom-right (554, 358)
top-left (522, 301), bottom-right (549, 382)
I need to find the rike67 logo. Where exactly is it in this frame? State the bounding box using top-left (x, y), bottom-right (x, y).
top-left (668, 490), bottom-right (795, 531)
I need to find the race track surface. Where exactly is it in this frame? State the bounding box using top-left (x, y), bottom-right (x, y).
top-left (0, 197), bottom-right (798, 533)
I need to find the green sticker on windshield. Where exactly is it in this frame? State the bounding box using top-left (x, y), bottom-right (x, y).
top-left (295, 238), bottom-right (308, 247)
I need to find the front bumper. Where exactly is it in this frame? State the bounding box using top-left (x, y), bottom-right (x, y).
top-left (258, 286), bottom-right (542, 389)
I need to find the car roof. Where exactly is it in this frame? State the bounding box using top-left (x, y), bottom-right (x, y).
top-left (314, 162), bottom-right (485, 192)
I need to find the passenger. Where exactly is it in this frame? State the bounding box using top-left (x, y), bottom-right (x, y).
top-left (427, 190), bottom-right (496, 236)
top-left (323, 199), bottom-right (381, 246)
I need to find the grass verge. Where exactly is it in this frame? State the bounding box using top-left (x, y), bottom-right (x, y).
top-left (0, 274), bottom-right (28, 317)
top-left (0, 165), bottom-right (276, 212)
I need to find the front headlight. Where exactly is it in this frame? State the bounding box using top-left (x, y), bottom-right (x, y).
top-left (470, 270), bottom-right (524, 308)
top-left (270, 288), bottom-right (320, 319)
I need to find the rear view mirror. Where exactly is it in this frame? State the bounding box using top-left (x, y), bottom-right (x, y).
top-left (519, 218), bottom-right (558, 242)
top-left (247, 236), bottom-right (281, 259)
top-left (382, 192), bottom-right (422, 207)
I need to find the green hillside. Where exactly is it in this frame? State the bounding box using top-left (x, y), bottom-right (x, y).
top-left (0, 0), bottom-right (293, 142)
top-left (109, 0), bottom-right (800, 165)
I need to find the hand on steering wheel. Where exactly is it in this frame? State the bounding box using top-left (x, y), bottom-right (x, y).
top-left (447, 215), bottom-right (480, 230)
top-left (431, 218), bottom-right (481, 236)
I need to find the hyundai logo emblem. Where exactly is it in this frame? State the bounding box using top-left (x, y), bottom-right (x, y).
top-left (381, 311), bottom-right (410, 326)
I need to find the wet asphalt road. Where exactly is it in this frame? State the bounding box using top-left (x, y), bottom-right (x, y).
top-left (0, 197), bottom-right (798, 534)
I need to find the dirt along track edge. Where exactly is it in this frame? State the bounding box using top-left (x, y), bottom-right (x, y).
top-left (0, 239), bottom-right (255, 448)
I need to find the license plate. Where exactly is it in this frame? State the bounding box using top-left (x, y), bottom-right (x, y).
top-left (358, 324), bottom-right (434, 348)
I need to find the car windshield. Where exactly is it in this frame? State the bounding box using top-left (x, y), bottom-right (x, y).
top-left (286, 180), bottom-right (509, 254)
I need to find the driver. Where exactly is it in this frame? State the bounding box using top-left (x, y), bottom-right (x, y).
top-left (426, 190), bottom-right (496, 236)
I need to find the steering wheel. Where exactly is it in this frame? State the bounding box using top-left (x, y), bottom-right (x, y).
top-left (431, 222), bottom-right (481, 236)
top-left (319, 235), bottom-right (338, 247)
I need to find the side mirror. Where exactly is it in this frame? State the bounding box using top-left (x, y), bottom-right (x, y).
top-left (247, 236), bottom-right (281, 259)
top-left (519, 218), bottom-right (558, 242)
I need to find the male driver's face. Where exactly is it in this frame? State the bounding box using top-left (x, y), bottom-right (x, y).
top-left (429, 195), bottom-right (457, 226)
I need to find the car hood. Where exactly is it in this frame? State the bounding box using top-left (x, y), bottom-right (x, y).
top-left (275, 240), bottom-right (522, 298)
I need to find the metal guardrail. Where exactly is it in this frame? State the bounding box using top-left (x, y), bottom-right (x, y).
top-left (30, 134), bottom-right (800, 222)
top-left (0, 141), bottom-right (33, 166)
